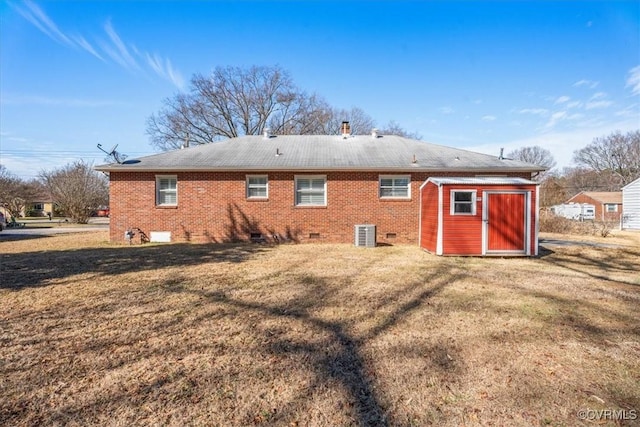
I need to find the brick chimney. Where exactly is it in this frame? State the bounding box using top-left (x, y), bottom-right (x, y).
top-left (341, 121), bottom-right (351, 138)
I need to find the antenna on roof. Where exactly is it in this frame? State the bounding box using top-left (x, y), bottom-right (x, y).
top-left (97, 143), bottom-right (125, 164)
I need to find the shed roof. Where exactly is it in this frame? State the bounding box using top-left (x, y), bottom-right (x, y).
top-left (95, 134), bottom-right (545, 173)
top-left (426, 177), bottom-right (538, 186)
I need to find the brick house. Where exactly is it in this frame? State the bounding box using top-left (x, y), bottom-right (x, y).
top-left (566, 191), bottom-right (623, 222)
top-left (96, 128), bottom-right (543, 253)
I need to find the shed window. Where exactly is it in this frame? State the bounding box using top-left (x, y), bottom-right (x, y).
top-left (156, 175), bottom-right (177, 206)
top-left (295, 176), bottom-right (326, 206)
top-left (379, 175), bottom-right (411, 198)
top-left (451, 190), bottom-right (476, 215)
top-left (247, 175), bottom-right (268, 198)
top-left (605, 204), bottom-right (618, 212)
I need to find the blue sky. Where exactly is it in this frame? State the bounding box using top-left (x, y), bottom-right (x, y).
top-left (1, 0), bottom-right (639, 179)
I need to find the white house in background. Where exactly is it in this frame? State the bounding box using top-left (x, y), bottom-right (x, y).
top-left (622, 178), bottom-right (640, 230)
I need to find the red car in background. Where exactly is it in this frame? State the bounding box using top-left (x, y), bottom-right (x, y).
top-left (92, 207), bottom-right (110, 217)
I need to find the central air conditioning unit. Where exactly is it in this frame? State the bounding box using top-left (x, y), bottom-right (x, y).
top-left (355, 224), bottom-right (376, 247)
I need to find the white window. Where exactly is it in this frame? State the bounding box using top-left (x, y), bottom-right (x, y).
top-left (295, 175), bottom-right (326, 206)
top-left (451, 190), bottom-right (476, 215)
top-left (605, 204), bottom-right (618, 212)
top-left (156, 175), bottom-right (177, 206)
top-left (379, 175), bottom-right (411, 198)
top-left (246, 175), bottom-right (268, 198)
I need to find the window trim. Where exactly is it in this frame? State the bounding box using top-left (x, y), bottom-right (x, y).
top-left (246, 175), bottom-right (269, 199)
top-left (604, 204), bottom-right (618, 212)
top-left (450, 190), bottom-right (477, 215)
top-left (294, 175), bottom-right (327, 206)
top-left (156, 175), bottom-right (178, 206)
top-left (379, 175), bottom-right (411, 199)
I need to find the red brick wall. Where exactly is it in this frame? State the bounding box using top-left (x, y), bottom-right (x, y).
top-left (109, 171), bottom-right (531, 244)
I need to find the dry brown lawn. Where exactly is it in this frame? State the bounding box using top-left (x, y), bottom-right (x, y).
top-left (1, 231), bottom-right (639, 426)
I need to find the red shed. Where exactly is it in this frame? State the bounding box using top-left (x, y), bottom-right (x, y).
top-left (419, 177), bottom-right (539, 256)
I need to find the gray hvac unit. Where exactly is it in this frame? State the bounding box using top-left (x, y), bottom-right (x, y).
top-left (355, 224), bottom-right (376, 247)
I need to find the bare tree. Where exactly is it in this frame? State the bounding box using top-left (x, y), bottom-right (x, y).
top-left (538, 173), bottom-right (567, 207)
top-left (147, 65), bottom-right (330, 150)
top-left (562, 166), bottom-right (622, 195)
top-left (378, 120), bottom-right (422, 139)
top-left (0, 165), bottom-right (42, 219)
top-left (507, 146), bottom-right (556, 179)
top-left (573, 130), bottom-right (640, 187)
top-left (39, 161), bottom-right (108, 224)
top-left (147, 65), bottom-right (419, 150)
top-left (319, 107), bottom-right (376, 135)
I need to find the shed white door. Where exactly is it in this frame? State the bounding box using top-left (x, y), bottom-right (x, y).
top-left (483, 191), bottom-right (529, 254)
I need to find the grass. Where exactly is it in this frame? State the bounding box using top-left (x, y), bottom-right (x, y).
top-left (1, 231), bottom-right (639, 426)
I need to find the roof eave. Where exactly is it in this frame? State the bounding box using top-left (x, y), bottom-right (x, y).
top-left (94, 165), bottom-right (543, 173)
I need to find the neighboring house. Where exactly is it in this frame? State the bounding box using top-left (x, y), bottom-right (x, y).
top-left (622, 178), bottom-right (640, 230)
top-left (95, 127), bottom-right (544, 255)
top-left (566, 191), bottom-right (623, 222)
top-left (0, 197), bottom-right (54, 218)
top-left (26, 200), bottom-right (55, 217)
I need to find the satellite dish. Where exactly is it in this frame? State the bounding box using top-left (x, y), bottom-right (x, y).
top-left (97, 143), bottom-right (124, 164)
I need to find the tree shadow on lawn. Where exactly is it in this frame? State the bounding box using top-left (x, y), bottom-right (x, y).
top-left (3, 258), bottom-right (460, 426)
top-left (170, 265), bottom-right (460, 426)
top-left (541, 246), bottom-right (640, 287)
top-left (0, 242), bottom-right (270, 290)
top-left (477, 278), bottom-right (640, 413)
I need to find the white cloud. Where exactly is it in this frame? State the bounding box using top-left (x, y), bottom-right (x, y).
top-left (14, 0), bottom-right (73, 47)
top-left (545, 111), bottom-right (567, 128)
top-left (626, 65), bottom-right (640, 95)
top-left (481, 115), bottom-right (497, 122)
top-left (615, 103), bottom-right (639, 118)
top-left (518, 108), bottom-right (549, 116)
top-left (10, 2), bottom-right (185, 89)
top-left (102, 19), bottom-right (140, 71)
top-left (585, 100), bottom-right (613, 110)
top-left (566, 101), bottom-right (582, 109)
top-left (439, 107), bottom-right (455, 115)
top-left (145, 53), bottom-right (185, 90)
top-left (554, 96), bottom-right (571, 104)
top-left (72, 35), bottom-right (104, 61)
top-left (590, 92), bottom-right (607, 100)
top-left (573, 79), bottom-right (599, 89)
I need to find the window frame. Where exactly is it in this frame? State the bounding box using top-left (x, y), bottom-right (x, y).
top-left (379, 175), bottom-right (411, 199)
top-left (156, 175), bottom-right (178, 206)
top-left (294, 175), bottom-right (327, 206)
top-left (450, 190), bottom-right (477, 215)
top-left (246, 175), bottom-right (269, 199)
top-left (604, 204), bottom-right (618, 213)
